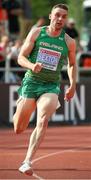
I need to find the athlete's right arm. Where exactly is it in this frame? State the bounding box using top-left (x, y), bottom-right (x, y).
top-left (18, 27), bottom-right (43, 73)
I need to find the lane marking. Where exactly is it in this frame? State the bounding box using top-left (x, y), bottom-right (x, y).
top-left (32, 149), bottom-right (74, 179)
top-left (32, 148), bottom-right (91, 179)
top-left (32, 149), bottom-right (75, 163)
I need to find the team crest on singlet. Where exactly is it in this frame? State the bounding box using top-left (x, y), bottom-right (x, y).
top-left (36, 47), bottom-right (61, 71)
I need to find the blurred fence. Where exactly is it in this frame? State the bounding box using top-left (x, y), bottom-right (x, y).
top-left (0, 57), bottom-right (91, 83)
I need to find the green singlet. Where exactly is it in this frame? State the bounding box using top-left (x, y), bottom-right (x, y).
top-left (18, 26), bottom-right (68, 99)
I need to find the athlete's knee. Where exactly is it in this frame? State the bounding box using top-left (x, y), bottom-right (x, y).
top-left (13, 117), bottom-right (24, 134)
top-left (14, 127), bottom-right (23, 134)
top-left (13, 122), bottom-right (23, 134)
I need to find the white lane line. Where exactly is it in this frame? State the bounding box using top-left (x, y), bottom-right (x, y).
top-left (32, 148), bottom-right (90, 179)
top-left (32, 149), bottom-right (74, 180)
top-left (32, 149), bottom-right (74, 164)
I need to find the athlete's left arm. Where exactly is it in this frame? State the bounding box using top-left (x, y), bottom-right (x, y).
top-left (64, 35), bottom-right (77, 101)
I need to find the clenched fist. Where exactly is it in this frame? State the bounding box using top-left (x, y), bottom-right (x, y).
top-left (31, 63), bottom-right (43, 73)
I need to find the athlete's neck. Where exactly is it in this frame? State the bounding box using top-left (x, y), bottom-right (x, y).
top-left (47, 26), bottom-right (62, 37)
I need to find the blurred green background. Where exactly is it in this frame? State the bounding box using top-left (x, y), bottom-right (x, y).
top-left (30, 0), bottom-right (83, 29)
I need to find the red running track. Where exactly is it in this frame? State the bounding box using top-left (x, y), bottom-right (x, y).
top-left (0, 126), bottom-right (91, 179)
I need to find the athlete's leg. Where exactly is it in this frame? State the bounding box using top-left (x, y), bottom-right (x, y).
top-left (23, 93), bottom-right (58, 163)
top-left (13, 97), bottom-right (36, 134)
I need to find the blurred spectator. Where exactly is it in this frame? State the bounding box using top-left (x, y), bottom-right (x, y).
top-left (76, 45), bottom-right (84, 65)
top-left (2, 0), bottom-right (23, 41)
top-left (0, 1), bottom-right (8, 37)
top-left (65, 18), bottom-right (80, 53)
top-left (18, 0), bottom-right (32, 39)
top-left (0, 22), bottom-right (6, 39)
top-left (79, 52), bottom-right (91, 68)
top-left (87, 35), bottom-right (91, 51)
top-left (0, 35), bottom-right (9, 81)
top-left (77, 35), bottom-right (91, 68)
top-left (7, 39), bottom-right (23, 82)
top-left (8, 39), bottom-right (22, 67)
top-left (65, 18), bottom-right (79, 40)
top-left (0, 35), bottom-right (9, 62)
top-left (7, 39), bottom-right (22, 65)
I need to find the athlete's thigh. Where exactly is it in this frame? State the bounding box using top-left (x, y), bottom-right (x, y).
top-left (13, 97), bottom-right (36, 129)
top-left (37, 93), bottom-right (58, 120)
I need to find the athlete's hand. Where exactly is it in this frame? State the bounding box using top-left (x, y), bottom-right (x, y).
top-left (64, 86), bottom-right (75, 101)
top-left (31, 63), bottom-right (43, 73)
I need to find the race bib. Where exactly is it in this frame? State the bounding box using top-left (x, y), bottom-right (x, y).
top-left (36, 48), bottom-right (61, 71)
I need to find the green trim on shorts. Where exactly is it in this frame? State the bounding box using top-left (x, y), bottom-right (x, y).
top-left (18, 76), bottom-right (61, 100)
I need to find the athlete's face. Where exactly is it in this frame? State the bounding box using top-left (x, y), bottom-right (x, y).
top-left (49, 8), bottom-right (68, 30)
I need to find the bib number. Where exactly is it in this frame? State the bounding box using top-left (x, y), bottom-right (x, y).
top-left (36, 48), bottom-right (61, 71)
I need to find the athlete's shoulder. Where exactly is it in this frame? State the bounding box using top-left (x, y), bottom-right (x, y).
top-left (29, 26), bottom-right (47, 41)
top-left (25, 26), bottom-right (42, 43)
top-left (65, 33), bottom-right (76, 51)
